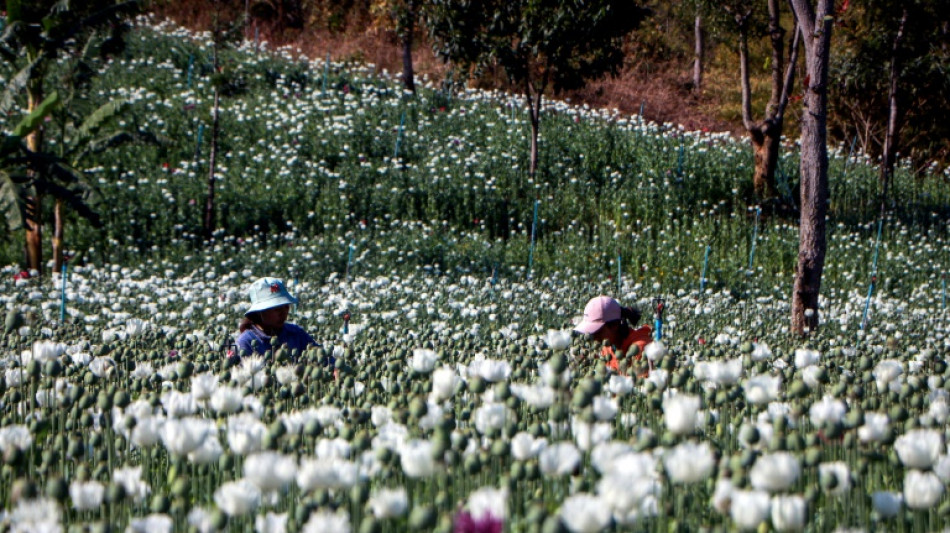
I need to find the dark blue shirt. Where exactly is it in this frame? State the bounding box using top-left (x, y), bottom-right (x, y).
top-left (237, 323), bottom-right (316, 358)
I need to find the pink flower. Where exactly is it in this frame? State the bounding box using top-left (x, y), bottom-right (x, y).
top-left (454, 511), bottom-right (503, 533)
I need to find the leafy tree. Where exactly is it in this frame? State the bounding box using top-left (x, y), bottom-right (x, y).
top-left (830, 0), bottom-right (950, 176)
top-left (788, 0), bottom-right (834, 335)
top-left (702, 0), bottom-right (799, 201)
top-left (1, 0), bottom-right (141, 275)
top-left (370, 0), bottom-right (420, 93)
top-left (424, 0), bottom-right (649, 178)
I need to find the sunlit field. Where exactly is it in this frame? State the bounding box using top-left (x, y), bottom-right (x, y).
top-left (1, 17), bottom-right (949, 533)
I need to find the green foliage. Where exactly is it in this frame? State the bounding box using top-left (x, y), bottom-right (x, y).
top-left (830, 0), bottom-right (950, 173)
top-left (424, 0), bottom-right (649, 94)
top-left (0, 0), bottom-right (143, 250)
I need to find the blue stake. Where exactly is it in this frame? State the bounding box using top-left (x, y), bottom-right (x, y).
top-left (491, 263), bottom-right (499, 290)
top-left (60, 264), bottom-right (67, 323)
top-left (187, 54), bottom-right (194, 89)
top-left (527, 199), bottom-right (539, 279)
top-left (393, 111), bottom-right (406, 159)
top-left (860, 216), bottom-right (886, 331)
top-left (345, 243), bottom-right (355, 281)
top-left (639, 100), bottom-right (645, 118)
top-left (652, 297), bottom-right (665, 341)
top-left (700, 244), bottom-right (711, 293)
top-left (749, 206), bottom-right (761, 270)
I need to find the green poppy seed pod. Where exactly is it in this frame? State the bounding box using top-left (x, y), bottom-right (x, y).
top-left (3, 447), bottom-right (24, 467)
top-left (463, 453), bottom-right (481, 474)
top-left (409, 505), bottom-right (437, 530)
top-left (43, 359), bottom-right (63, 377)
top-left (4, 310), bottom-right (24, 334)
top-left (819, 469), bottom-right (839, 492)
top-left (933, 360), bottom-right (948, 374)
top-left (26, 360), bottom-right (41, 380)
top-left (469, 377), bottom-right (486, 394)
top-left (843, 432), bottom-right (857, 449)
top-left (66, 439), bottom-right (85, 460)
top-left (739, 449), bottom-right (757, 468)
top-left (548, 404), bottom-right (568, 422)
top-left (491, 439), bottom-right (509, 457)
top-left (844, 409), bottom-right (865, 429)
top-left (739, 424), bottom-right (760, 445)
top-left (888, 405), bottom-right (908, 422)
top-left (262, 431), bottom-right (280, 451)
top-left (106, 483), bottom-right (126, 504)
top-left (549, 353), bottom-right (567, 374)
top-left (510, 460), bottom-right (525, 480)
top-left (785, 431), bottom-right (804, 452)
top-left (171, 478), bottom-right (189, 499)
top-left (409, 397), bottom-right (428, 419)
top-left (111, 389), bottom-right (130, 409)
top-left (359, 517), bottom-right (382, 533)
top-left (544, 513), bottom-right (575, 533)
top-left (45, 476), bottom-right (68, 502)
top-left (571, 389), bottom-right (591, 409)
top-left (75, 464), bottom-right (91, 482)
top-left (218, 452), bottom-right (234, 472)
top-left (10, 478), bottom-right (38, 504)
top-left (96, 391), bottom-right (112, 411)
top-left (176, 360), bottom-right (194, 379)
top-left (149, 494), bottom-right (171, 514)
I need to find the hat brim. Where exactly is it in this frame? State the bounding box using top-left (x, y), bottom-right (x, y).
top-left (246, 294), bottom-right (298, 316)
top-left (573, 319), bottom-right (605, 335)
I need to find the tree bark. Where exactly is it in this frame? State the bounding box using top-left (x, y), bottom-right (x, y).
top-left (743, 0), bottom-right (800, 201)
top-left (25, 80), bottom-right (44, 275)
top-left (880, 8), bottom-right (907, 187)
top-left (401, 0), bottom-right (416, 93)
top-left (789, 0), bottom-right (834, 335)
top-left (751, 126), bottom-right (782, 199)
top-left (693, 14), bottom-right (704, 91)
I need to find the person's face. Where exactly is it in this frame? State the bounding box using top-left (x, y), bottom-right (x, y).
top-left (590, 322), bottom-right (618, 345)
top-left (260, 305), bottom-right (290, 330)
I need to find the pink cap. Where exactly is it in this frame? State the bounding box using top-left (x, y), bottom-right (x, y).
top-left (574, 296), bottom-right (621, 335)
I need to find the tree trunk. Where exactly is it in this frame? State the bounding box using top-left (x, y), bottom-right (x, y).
top-left (880, 9), bottom-right (907, 187)
top-left (401, 0), bottom-right (416, 93)
top-left (751, 123), bottom-right (782, 199)
top-left (25, 80), bottom-right (44, 275)
top-left (738, 0), bottom-right (799, 203)
top-left (204, 86), bottom-right (220, 241)
top-left (52, 199), bottom-right (64, 273)
top-left (693, 14), bottom-right (704, 91)
top-left (789, 0), bottom-right (834, 335)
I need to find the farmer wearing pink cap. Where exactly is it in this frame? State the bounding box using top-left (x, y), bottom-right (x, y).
top-left (574, 296), bottom-right (652, 376)
top-left (237, 277), bottom-right (318, 359)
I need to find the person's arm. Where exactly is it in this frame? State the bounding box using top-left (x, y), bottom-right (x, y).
top-left (237, 331), bottom-right (256, 357)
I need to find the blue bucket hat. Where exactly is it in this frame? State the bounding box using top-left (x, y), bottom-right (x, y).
top-left (246, 277), bottom-right (298, 316)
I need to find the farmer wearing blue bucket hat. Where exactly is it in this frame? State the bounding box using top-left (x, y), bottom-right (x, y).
top-left (237, 277), bottom-right (318, 359)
